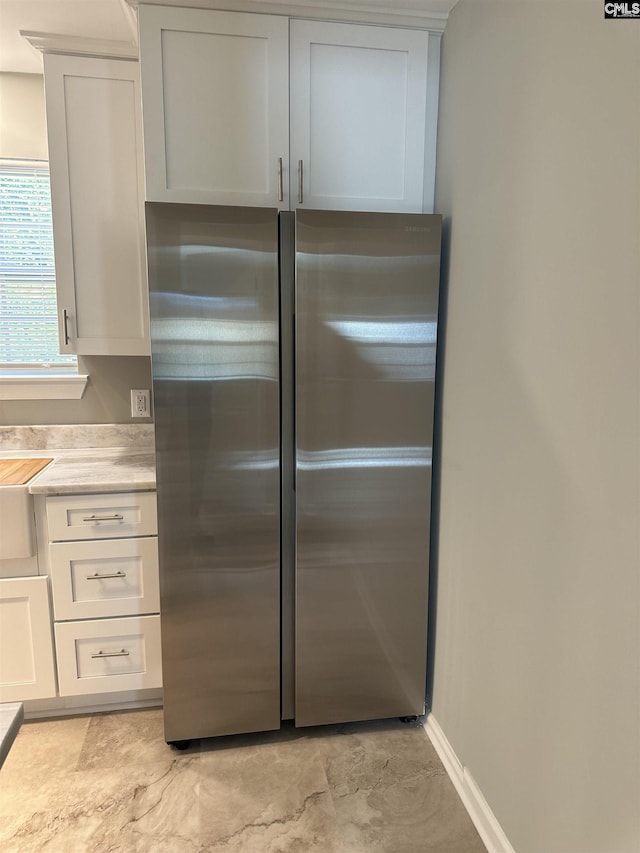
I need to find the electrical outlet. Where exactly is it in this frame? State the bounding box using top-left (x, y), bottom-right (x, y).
top-left (131, 389), bottom-right (151, 418)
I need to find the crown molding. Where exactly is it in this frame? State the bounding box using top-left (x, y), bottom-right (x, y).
top-left (125, 0), bottom-right (449, 32)
top-left (119, 0), bottom-right (140, 41)
top-left (20, 31), bottom-right (138, 61)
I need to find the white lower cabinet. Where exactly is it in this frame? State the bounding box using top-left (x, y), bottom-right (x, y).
top-left (54, 615), bottom-right (162, 696)
top-left (47, 491), bottom-right (162, 699)
top-left (0, 576), bottom-right (57, 702)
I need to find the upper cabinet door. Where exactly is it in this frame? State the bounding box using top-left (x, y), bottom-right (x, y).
top-left (44, 54), bottom-right (149, 356)
top-left (138, 7), bottom-right (290, 208)
top-left (290, 21), bottom-right (429, 213)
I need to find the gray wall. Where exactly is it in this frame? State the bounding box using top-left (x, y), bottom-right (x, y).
top-left (432, 2), bottom-right (640, 852)
top-left (0, 356), bottom-right (153, 425)
top-left (0, 72), bottom-right (48, 160)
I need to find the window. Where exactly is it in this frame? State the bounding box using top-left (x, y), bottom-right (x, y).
top-left (0, 159), bottom-right (75, 370)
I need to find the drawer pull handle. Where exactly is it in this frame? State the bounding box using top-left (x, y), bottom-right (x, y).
top-left (82, 514), bottom-right (124, 523)
top-left (91, 649), bottom-right (130, 659)
top-left (86, 571), bottom-right (127, 580)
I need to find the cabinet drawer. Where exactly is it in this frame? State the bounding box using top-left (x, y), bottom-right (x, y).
top-left (50, 537), bottom-right (160, 620)
top-left (54, 615), bottom-right (162, 696)
top-left (47, 492), bottom-right (157, 542)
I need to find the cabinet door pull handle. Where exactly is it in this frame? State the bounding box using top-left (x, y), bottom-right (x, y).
top-left (82, 513), bottom-right (124, 523)
top-left (86, 571), bottom-right (127, 580)
top-left (62, 309), bottom-right (71, 345)
top-left (297, 159), bottom-right (304, 204)
top-left (91, 649), bottom-right (130, 659)
top-left (277, 157), bottom-right (284, 202)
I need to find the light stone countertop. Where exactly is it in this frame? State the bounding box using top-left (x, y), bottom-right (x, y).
top-left (0, 425), bottom-right (156, 496)
top-left (26, 449), bottom-right (156, 495)
top-left (0, 702), bottom-right (23, 769)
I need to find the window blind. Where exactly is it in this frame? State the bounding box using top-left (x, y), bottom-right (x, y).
top-left (0, 160), bottom-right (76, 367)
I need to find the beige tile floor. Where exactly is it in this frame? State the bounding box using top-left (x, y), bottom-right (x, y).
top-left (0, 709), bottom-right (486, 852)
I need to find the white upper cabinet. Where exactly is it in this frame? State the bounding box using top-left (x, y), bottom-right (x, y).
top-left (137, 8), bottom-right (437, 214)
top-left (138, 6), bottom-right (290, 207)
top-left (290, 20), bottom-right (429, 213)
top-left (44, 54), bottom-right (149, 356)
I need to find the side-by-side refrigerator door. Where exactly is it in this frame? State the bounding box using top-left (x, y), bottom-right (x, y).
top-left (147, 203), bottom-right (281, 742)
top-left (294, 209), bottom-right (441, 727)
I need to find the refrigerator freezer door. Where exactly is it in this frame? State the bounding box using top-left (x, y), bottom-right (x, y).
top-left (147, 203), bottom-right (281, 741)
top-left (295, 209), bottom-right (441, 727)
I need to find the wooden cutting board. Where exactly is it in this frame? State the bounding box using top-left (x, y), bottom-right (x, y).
top-left (0, 458), bottom-right (53, 486)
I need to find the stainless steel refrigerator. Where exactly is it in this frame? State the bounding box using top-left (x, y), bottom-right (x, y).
top-left (146, 204), bottom-right (441, 744)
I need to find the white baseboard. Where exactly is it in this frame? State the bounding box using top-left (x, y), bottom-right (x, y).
top-left (424, 713), bottom-right (516, 853)
top-left (23, 689), bottom-right (163, 720)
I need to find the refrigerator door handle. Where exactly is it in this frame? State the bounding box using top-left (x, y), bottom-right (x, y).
top-left (293, 305), bottom-right (296, 494)
top-left (277, 157), bottom-right (284, 202)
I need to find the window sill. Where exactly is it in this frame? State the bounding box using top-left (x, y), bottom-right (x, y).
top-left (0, 374), bottom-right (89, 401)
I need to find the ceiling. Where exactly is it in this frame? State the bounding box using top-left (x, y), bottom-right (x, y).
top-left (0, 0), bottom-right (458, 75)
